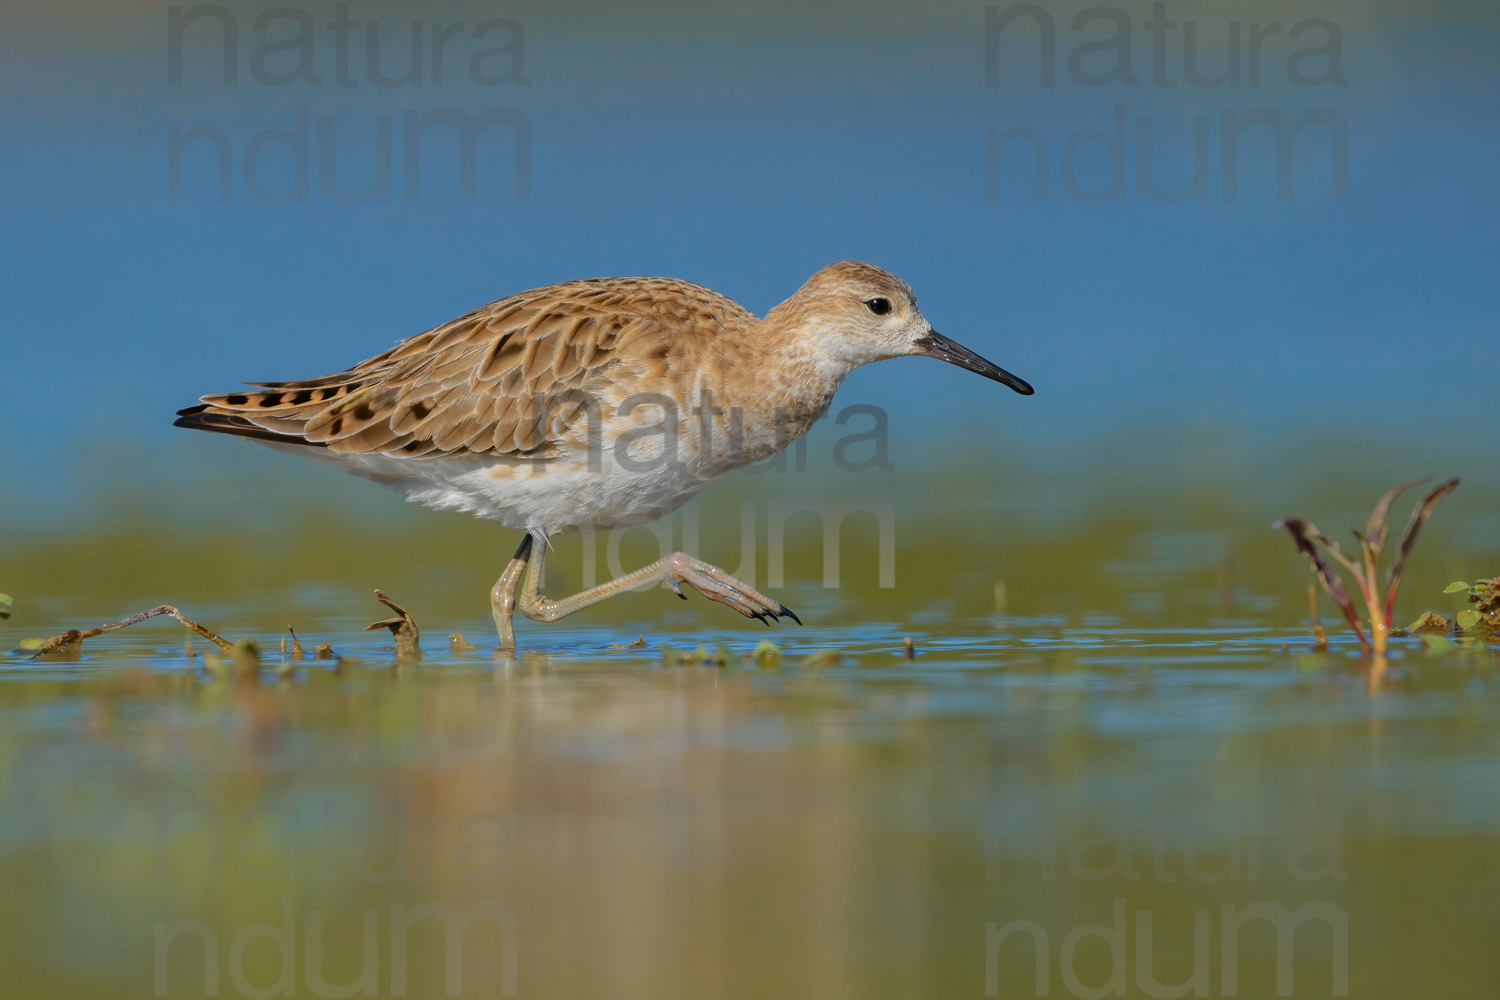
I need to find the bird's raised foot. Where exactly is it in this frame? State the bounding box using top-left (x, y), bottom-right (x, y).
top-left (665, 553), bottom-right (800, 626)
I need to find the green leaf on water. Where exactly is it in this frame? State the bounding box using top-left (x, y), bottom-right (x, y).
top-left (690, 644), bottom-right (733, 666)
top-left (1422, 634), bottom-right (1457, 653)
top-left (0, 593), bottom-right (11, 620)
top-left (1457, 610), bottom-right (1482, 631)
top-left (1444, 581), bottom-right (1471, 594)
top-left (751, 639), bottom-right (782, 667)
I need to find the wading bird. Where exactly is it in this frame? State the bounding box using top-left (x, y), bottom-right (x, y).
top-left (176, 261), bottom-right (1033, 647)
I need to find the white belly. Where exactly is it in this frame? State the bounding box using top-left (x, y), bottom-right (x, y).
top-left (259, 440), bottom-right (714, 535)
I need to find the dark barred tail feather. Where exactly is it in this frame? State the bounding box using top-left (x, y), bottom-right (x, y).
top-left (172, 403), bottom-right (324, 447)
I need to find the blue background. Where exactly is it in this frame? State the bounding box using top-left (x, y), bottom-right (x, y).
top-left (2, 0), bottom-right (1496, 524)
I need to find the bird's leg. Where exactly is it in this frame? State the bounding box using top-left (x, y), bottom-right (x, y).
top-left (516, 539), bottom-right (801, 627)
top-left (490, 535), bottom-right (535, 649)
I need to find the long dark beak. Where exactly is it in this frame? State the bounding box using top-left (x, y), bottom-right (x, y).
top-left (913, 331), bottom-right (1034, 395)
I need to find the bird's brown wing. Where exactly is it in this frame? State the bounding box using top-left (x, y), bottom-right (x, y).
top-left (175, 278), bottom-right (747, 459)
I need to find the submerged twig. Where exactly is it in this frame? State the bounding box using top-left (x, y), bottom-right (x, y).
top-left (33, 605), bottom-right (233, 660)
top-left (365, 589), bottom-right (421, 657)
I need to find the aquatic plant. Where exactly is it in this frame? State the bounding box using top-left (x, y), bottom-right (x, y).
top-left (1444, 577), bottom-right (1500, 639)
top-left (0, 593), bottom-right (11, 620)
top-left (660, 643), bottom-right (734, 667)
top-left (1274, 477), bottom-right (1459, 654)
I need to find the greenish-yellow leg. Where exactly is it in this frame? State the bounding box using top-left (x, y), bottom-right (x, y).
top-left (493, 534), bottom-right (799, 643)
top-left (490, 536), bottom-right (534, 650)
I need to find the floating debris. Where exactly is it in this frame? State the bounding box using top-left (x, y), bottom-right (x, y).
top-left (32, 630), bottom-right (84, 660)
top-left (449, 633), bottom-right (477, 654)
top-left (607, 635), bottom-right (649, 650)
top-left (287, 626), bottom-right (306, 659)
top-left (365, 589), bottom-right (421, 658)
top-left (0, 593), bottom-right (12, 620)
top-left (314, 642), bottom-right (335, 660)
top-left (1393, 611), bottom-right (1452, 636)
top-left (903, 636), bottom-right (916, 659)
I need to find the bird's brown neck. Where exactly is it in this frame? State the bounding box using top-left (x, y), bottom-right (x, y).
top-left (686, 313), bottom-right (845, 473)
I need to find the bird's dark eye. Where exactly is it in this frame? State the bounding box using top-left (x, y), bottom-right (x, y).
top-left (865, 297), bottom-right (891, 316)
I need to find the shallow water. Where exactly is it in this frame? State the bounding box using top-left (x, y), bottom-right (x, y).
top-left (2, 591), bottom-right (1497, 998)
top-left (4, 459), bottom-right (1497, 998)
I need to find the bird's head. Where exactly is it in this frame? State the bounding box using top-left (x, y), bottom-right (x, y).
top-left (770, 260), bottom-right (1034, 395)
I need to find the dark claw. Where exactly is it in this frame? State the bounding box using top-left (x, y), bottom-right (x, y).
top-left (676, 591), bottom-right (688, 600)
top-left (779, 605), bottom-right (803, 626)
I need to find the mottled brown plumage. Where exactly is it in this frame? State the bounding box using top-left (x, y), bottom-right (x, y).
top-left (175, 261), bottom-right (1032, 646)
top-left (178, 275), bottom-right (757, 461)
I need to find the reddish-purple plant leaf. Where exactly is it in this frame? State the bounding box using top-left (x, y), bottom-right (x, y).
top-left (1365, 477), bottom-right (1429, 555)
top-left (1384, 478), bottom-right (1461, 623)
top-left (1274, 518), bottom-right (1370, 650)
top-left (1307, 527), bottom-right (1374, 608)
